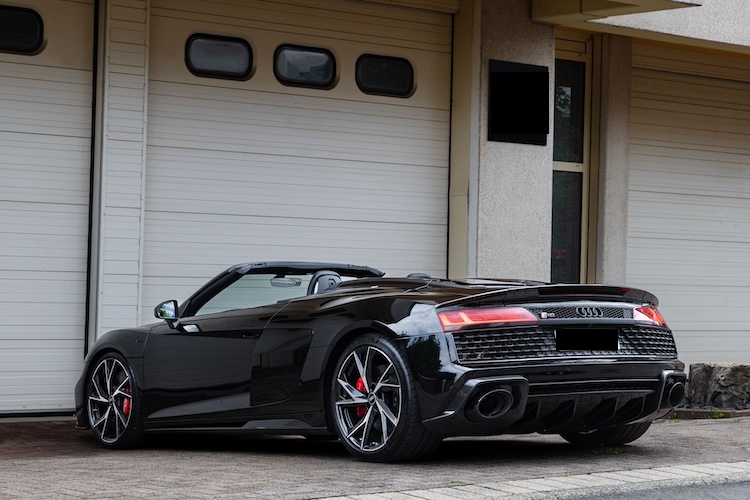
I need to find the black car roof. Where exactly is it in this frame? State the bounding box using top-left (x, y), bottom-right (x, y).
top-left (229, 261), bottom-right (385, 278)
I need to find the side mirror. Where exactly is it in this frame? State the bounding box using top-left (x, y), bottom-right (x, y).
top-left (154, 300), bottom-right (178, 320)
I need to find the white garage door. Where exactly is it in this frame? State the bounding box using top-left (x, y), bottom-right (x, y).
top-left (0, 0), bottom-right (93, 412)
top-left (143, 0), bottom-right (452, 314)
top-left (628, 42), bottom-right (750, 367)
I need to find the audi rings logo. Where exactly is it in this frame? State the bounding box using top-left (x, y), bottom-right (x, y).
top-left (575, 306), bottom-right (604, 318)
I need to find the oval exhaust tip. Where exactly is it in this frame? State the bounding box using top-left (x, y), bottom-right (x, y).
top-left (472, 389), bottom-right (514, 420)
top-left (667, 382), bottom-right (685, 408)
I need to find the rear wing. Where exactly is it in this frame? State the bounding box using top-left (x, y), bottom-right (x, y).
top-left (438, 284), bottom-right (659, 309)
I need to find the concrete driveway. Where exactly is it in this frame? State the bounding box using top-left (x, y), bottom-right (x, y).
top-left (1, 417), bottom-right (749, 499)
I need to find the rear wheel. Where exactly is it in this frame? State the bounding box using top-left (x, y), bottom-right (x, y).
top-left (560, 422), bottom-right (652, 447)
top-left (86, 353), bottom-right (145, 449)
top-left (330, 333), bottom-right (441, 462)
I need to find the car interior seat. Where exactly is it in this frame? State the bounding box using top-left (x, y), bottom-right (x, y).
top-left (307, 270), bottom-right (342, 295)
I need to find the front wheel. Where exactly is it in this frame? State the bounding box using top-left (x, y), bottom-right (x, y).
top-left (560, 422), bottom-right (652, 447)
top-left (86, 353), bottom-right (145, 449)
top-left (329, 333), bottom-right (441, 462)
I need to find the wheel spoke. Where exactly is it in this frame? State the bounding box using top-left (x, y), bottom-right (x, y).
top-left (113, 402), bottom-right (128, 427)
top-left (92, 406), bottom-right (110, 430)
top-left (347, 407), bottom-right (370, 440)
top-left (88, 375), bottom-right (108, 405)
top-left (112, 378), bottom-right (131, 400)
top-left (373, 362), bottom-right (396, 393)
top-left (335, 378), bottom-right (367, 406)
top-left (88, 394), bottom-right (108, 405)
top-left (363, 347), bottom-right (373, 390)
top-left (352, 350), bottom-right (368, 388)
top-left (105, 359), bottom-right (114, 394)
top-left (379, 406), bottom-right (390, 445)
top-left (361, 406), bottom-right (378, 450)
top-left (90, 376), bottom-right (106, 401)
top-left (375, 399), bottom-right (399, 427)
top-left (114, 410), bottom-right (121, 439)
top-left (336, 399), bottom-right (369, 408)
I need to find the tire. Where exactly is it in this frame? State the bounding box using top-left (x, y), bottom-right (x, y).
top-left (560, 421), bottom-right (652, 448)
top-left (329, 333), bottom-right (441, 462)
top-left (85, 352), bottom-right (145, 449)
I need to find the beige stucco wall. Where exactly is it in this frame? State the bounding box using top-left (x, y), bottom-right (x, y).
top-left (450, 0), bottom-right (557, 281)
top-left (590, 0), bottom-right (750, 54)
top-left (449, 0), bottom-right (481, 280)
top-left (596, 35), bottom-right (632, 285)
top-left (476, 0), bottom-right (555, 281)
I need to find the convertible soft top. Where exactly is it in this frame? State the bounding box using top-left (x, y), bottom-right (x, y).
top-left (229, 261), bottom-right (384, 278)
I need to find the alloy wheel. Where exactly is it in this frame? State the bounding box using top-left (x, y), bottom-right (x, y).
top-left (333, 345), bottom-right (402, 453)
top-left (87, 357), bottom-right (133, 444)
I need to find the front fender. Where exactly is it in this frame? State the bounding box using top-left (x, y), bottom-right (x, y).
top-left (74, 325), bottom-right (157, 421)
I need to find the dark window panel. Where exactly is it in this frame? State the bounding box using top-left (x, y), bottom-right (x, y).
top-left (553, 59), bottom-right (586, 163)
top-left (0, 6), bottom-right (43, 55)
top-left (185, 34), bottom-right (253, 80)
top-left (551, 170), bottom-right (583, 283)
top-left (356, 54), bottom-right (414, 97)
top-left (274, 45), bottom-right (336, 89)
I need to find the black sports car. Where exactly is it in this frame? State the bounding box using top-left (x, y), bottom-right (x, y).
top-left (75, 261), bottom-right (686, 462)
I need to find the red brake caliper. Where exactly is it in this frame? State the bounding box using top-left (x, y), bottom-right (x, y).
top-left (122, 386), bottom-right (131, 417)
top-left (355, 377), bottom-right (367, 419)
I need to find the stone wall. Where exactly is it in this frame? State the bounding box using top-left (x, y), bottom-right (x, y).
top-left (687, 363), bottom-right (750, 409)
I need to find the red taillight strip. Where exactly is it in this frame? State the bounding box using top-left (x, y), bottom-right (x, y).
top-left (438, 306), bottom-right (539, 332)
top-left (634, 306), bottom-right (668, 327)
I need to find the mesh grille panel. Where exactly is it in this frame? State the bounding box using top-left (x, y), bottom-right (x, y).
top-left (453, 326), bottom-right (677, 364)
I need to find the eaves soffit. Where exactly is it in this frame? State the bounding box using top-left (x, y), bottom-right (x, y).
top-left (532, 0), bottom-right (702, 25)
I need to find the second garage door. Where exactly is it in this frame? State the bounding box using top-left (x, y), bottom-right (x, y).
top-left (143, 0), bottom-right (452, 314)
top-left (628, 42), bottom-right (750, 366)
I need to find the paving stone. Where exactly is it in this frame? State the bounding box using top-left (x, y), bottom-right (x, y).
top-left (2, 419), bottom-right (750, 499)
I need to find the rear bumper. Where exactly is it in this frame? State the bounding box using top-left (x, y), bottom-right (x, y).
top-left (404, 336), bottom-right (685, 436)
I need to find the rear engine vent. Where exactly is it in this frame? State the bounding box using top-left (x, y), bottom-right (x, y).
top-left (452, 326), bottom-right (677, 363)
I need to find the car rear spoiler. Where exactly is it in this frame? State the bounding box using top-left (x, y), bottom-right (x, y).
top-left (438, 284), bottom-right (659, 308)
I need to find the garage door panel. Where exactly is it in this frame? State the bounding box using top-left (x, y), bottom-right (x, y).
top-left (147, 154), bottom-right (448, 192)
top-left (146, 120), bottom-right (449, 164)
top-left (0, 0), bottom-right (93, 413)
top-left (631, 110), bottom-right (750, 138)
top-left (631, 146), bottom-right (750, 173)
top-left (151, 0), bottom-right (452, 52)
top-left (147, 89), bottom-right (449, 161)
top-left (149, 14), bottom-right (451, 108)
top-left (143, 215), bottom-right (447, 264)
top-left (148, 97), bottom-right (449, 144)
top-left (629, 189), bottom-right (750, 210)
top-left (628, 241), bottom-right (750, 286)
top-left (0, 370), bottom-right (83, 410)
top-left (140, 211), bottom-right (446, 319)
top-left (672, 334), bottom-right (750, 365)
top-left (628, 43), bottom-right (750, 367)
top-left (144, 0), bottom-right (450, 313)
top-left (633, 71), bottom-right (750, 108)
top-left (629, 169), bottom-right (750, 201)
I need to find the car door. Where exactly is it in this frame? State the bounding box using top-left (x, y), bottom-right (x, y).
top-left (142, 273), bottom-right (300, 428)
top-left (142, 307), bottom-right (281, 428)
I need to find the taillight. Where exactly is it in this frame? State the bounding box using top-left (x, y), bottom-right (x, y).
top-left (438, 307), bottom-right (539, 332)
top-left (634, 306), bottom-right (668, 327)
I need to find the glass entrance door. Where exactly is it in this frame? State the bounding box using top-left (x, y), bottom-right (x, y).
top-left (552, 35), bottom-right (593, 283)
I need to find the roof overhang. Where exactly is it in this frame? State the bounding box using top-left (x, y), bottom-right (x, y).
top-left (532, 0), bottom-right (703, 25)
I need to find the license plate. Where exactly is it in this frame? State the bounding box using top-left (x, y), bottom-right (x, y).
top-left (555, 328), bottom-right (619, 351)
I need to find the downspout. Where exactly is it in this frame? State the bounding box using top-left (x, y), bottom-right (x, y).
top-left (85, 0), bottom-right (105, 356)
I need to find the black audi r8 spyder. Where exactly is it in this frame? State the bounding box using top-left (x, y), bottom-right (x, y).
top-left (75, 261), bottom-right (686, 462)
